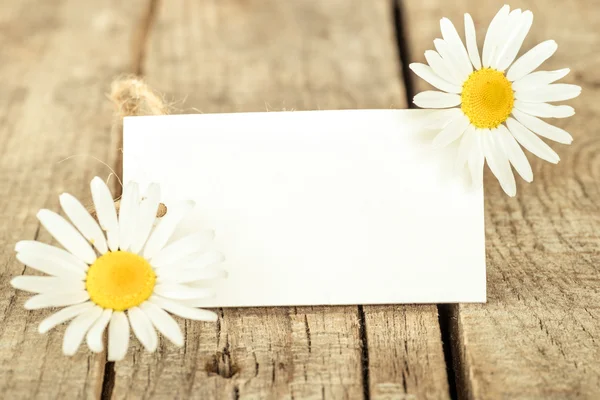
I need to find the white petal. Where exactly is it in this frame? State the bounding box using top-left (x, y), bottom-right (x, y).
top-left (506, 118), bottom-right (560, 163)
top-left (468, 132), bottom-right (485, 188)
top-left (63, 306), bottom-right (103, 356)
top-left (156, 251), bottom-right (225, 280)
top-left (440, 18), bottom-right (472, 76)
top-left (130, 183), bottom-right (161, 254)
top-left (490, 8), bottom-right (522, 69)
top-left (91, 176), bottom-right (120, 252)
top-left (154, 284), bottom-right (214, 300)
top-left (424, 50), bottom-right (459, 84)
top-left (60, 193), bottom-right (108, 255)
top-left (455, 125), bottom-right (477, 170)
top-left (464, 13), bottom-right (481, 69)
top-left (15, 241), bottom-right (88, 272)
top-left (495, 11), bottom-right (533, 71)
top-left (37, 210), bottom-right (96, 265)
top-left (409, 63), bottom-right (462, 93)
top-left (413, 91), bottom-right (461, 109)
top-left (25, 291), bottom-right (90, 310)
top-left (434, 39), bottom-right (469, 83)
top-left (506, 40), bottom-right (558, 81)
top-left (482, 5), bottom-right (511, 68)
top-left (11, 276), bottom-right (85, 293)
top-left (514, 100), bottom-right (575, 118)
top-left (421, 108), bottom-right (463, 130)
top-left (38, 302), bottom-right (95, 333)
top-left (432, 113), bottom-right (470, 148)
top-left (160, 267), bottom-right (228, 285)
top-left (515, 84), bottom-right (582, 103)
top-left (151, 230), bottom-right (215, 268)
top-left (512, 109), bottom-right (573, 144)
top-left (128, 307), bottom-right (158, 352)
top-left (86, 309), bottom-right (112, 353)
top-left (142, 200), bottom-right (195, 260)
top-left (149, 295), bottom-right (218, 322)
top-left (497, 124), bottom-right (533, 182)
top-left (17, 252), bottom-right (86, 279)
top-left (482, 129), bottom-right (516, 197)
top-left (139, 301), bottom-right (184, 347)
top-left (512, 69), bottom-right (570, 92)
top-left (118, 182), bottom-right (140, 251)
top-left (108, 311), bottom-right (130, 361)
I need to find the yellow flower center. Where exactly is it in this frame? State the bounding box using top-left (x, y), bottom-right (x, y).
top-left (86, 251), bottom-right (156, 311)
top-left (461, 68), bottom-right (514, 129)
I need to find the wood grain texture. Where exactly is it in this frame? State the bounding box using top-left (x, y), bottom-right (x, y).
top-left (400, 0), bottom-right (600, 398)
top-left (110, 0), bottom-right (450, 399)
top-left (0, 0), bottom-right (148, 398)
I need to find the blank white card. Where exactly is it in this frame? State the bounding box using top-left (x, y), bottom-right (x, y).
top-left (123, 110), bottom-right (486, 306)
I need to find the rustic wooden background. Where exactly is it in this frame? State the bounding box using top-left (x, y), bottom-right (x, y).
top-left (0, 0), bottom-right (598, 399)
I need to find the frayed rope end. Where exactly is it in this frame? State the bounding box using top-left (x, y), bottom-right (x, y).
top-left (109, 76), bottom-right (169, 118)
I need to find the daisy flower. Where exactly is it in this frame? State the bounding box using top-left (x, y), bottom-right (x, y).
top-left (11, 177), bottom-right (226, 361)
top-left (409, 5), bottom-right (581, 196)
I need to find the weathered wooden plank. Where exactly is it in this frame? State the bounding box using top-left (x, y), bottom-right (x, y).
top-left (111, 0), bottom-right (449, 399)
top-left (401, 0), bottom-right (600, 398)
top-left (0, 1), bottom-right (149, 398)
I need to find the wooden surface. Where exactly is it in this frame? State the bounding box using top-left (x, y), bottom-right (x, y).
top-left (0, 0), bottom-right (597, 399)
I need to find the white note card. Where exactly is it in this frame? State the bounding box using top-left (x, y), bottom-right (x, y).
top-left (123, 110), bottom-right (486, 306)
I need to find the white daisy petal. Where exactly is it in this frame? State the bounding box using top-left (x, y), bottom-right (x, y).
top-left (128, 307), bottom-right (158, 353)
top-left (468, 132), bottom-right (485, 188)
top-left (160, 267), bottom-right (228, 285)
top-left (86, 309), bottom-right (113, 353)
top-left (151, 230), bottom-right (215, 268)
top-left (424, 50), bottom-right (458, 84)
top-left (16, 252), bottom-right (86, 279)
top-left (149, 295), bottom-right (218, 322)
top-left (59, 193), bottom-right (108, 255)
top-left (490, 8), bottom-right (522, 69)
top-left (37, 210), bottom-right (96, 265)
top-left (10, 276), bottom-right (85, 293)
top-left (90, 176), bottom-right (120, 252)
top-left (506, 117), bottom-right (560, 163)
top-left (38, 302), bottom-right (95, 333)
top-left (506, 40), bottom-right (558, 82)
top-left (130, 183), bottom-right (161, 254)
top-left (409, 63), bottom-right (462, 93)
top-left (63, 306), bottom-right (103, 356)
top-left (482, 5), bottom-right (510, 68)
top-left (515, 84), bottom-right (582, 103)
top-left (139, 301), bottom-right (184, 347)
top-left (495, 11), bottom-right (533, 71)
top-left (118, 182), bottom-right (140, 251)
top-left (512, 109), bottom-right (573, 144)
top-left (154, 284), bottom-right (214, 300)
top-left (440, 17), bottom-right (472, 76)
top-left (514, 100), bottom-right (575, 119)
top-left (464, 13), bottom-right (481, 70)
top-left (482, 129), bottom-right (517, 197)
top-left (432, 113), bottom-right (470, 148)
top-left (455, 125), bottom-right (477, 170)
top-left (434, 39), bottom-right (469, 83)
top-left (142, 200), bottom-right (195, 260)
top-left (156, 251), bottom-right (225, 279)
top-left (497, 124), bottom-right (533, 182)
top-left (108, 311), bottom-right (130, 361)
top-left (15, 241), bottom-right (88, 272)
top-left (512, 68), bottom-right (570, 92)
top-left (420, 108), bottom-right (461, 130)
top-left (413, 91), bottom-right (461, 109)
top-left (25, 290), bottom-right (90, 310)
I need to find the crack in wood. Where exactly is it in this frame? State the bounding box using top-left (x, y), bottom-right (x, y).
top-left (357, 306), bottom-right (371, 400)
